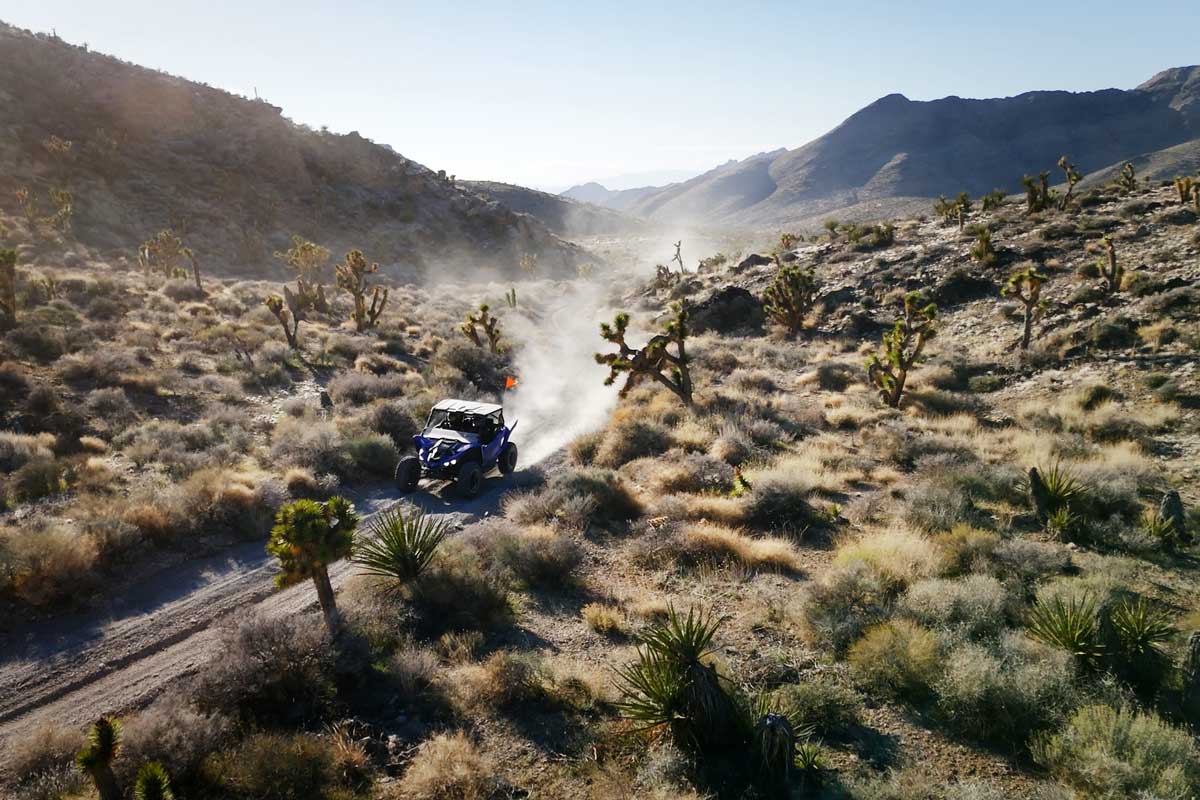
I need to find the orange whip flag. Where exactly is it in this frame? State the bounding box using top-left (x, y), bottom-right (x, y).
top-left (504, 375), bottom-right (518, 390)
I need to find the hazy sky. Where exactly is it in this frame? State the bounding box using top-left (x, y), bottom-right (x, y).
top-left (5, 1), bottom-right (1198, 189)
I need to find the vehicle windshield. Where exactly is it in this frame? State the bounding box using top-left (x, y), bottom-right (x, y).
top-left (426, 409), bottom-right (500, 439)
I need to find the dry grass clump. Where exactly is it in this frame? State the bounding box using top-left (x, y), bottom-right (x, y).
top-left (391, 731), bottom-right (496, 800)
top-left (206, 731), bottom-right (364, 800)
top-left (741, 462), bottom-right (822, 534)
top-left (582, 602), bottom-right (626, 635)
top-left (115, 696), bottom-right (231, 788)
top-left (0, 431), bottom-right (55, 471)
top-left (446, 650), bottom-right (549, 715)
top-left (0, 520), bottom-right (99, 606)
top-left (9, 720), bottom-right (84, 788)
top-left (407, 540), bottom-right (513, 636)
top-left (678, 523), bottom-right (804, 574)
top-left (708, 423), bottom-right (754, 465)
top-left (504, 467), bottom-right (641, 529)
top-left (898, 574), bottom-right (1012, 638)
top-left (834, 528), bottom-right (940, 590)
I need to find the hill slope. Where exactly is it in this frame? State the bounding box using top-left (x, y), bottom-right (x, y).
top-left (462, 180), bottom-right (645, 238)
top-left (598, 68), bottom-right (1200, 228)
top-left (0, 23), bottom-right (589, 282)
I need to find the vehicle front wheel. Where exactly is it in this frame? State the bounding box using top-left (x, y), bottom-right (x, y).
top-left (456, 461), bottom-right (484, 498)
top-left (395, 456), bottom-right (420, 493)
top-left (498, 442), bottom-right (518, 475)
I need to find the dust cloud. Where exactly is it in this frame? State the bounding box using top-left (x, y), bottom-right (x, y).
top-left (502, 280), bottom-right (621, 466)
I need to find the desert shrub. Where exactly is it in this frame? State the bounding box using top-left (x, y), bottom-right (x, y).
top-left (270, 417), bottom-right (353, 477)
top-left (391, 731), bottom-right (495, 800)
top-left (86, 387), bottom-right (137, 433)
top-left (1088, 315), bottom-right (1137, 349)
top-left (365, 400), bottom-right (419, 447)
top-left (936, 635), bottom-right (1076, 748)
top-left (7, 325), bottom-right (66, 361)
top-left (773, 674), bottom-right (862, 737)
top-left (407, 540), bottom-right (512, 635)
top-left (582, 602), bottom-right (626, 634)
top-left (448, 650), bottom-right (549, 714)
top-left (593, 418), bottom-right (673, 468)
top-left (9, 455), bottom-right (66, 501)
top-left (161, 278), bottom-right (206, 302)
top-left (193, 613), bottom-right (336, 725)
top-left (341, 431), bottom-right (398, 478)
top-left (709, 424), bottom-right (754, 465)
top-left (567, 429), bottom-right (603, 465)
top-left (1033, 704), bottom-right (1200, 800)
top-left (506, 467), bottom-right (641, 528)
top-left (118, 414), bottom-right (253, 477)
top-left (0, 521), bottom-right (98, 606)
top-left (0, 361), bottom-right (31, 408)
top-left (207, 732), bottom-right (353, 800)
top-left (0, 431), bottom-right (54, 472)
top-left (116, 696), bottom-right (231, 788)
top-left (327, 370), bottom-right (411, 405)
top-left (990, 538), bottom-right (1071, 587)
top-left (848, 620), bottom-right (941, 703)
top-left (163, 468), bottom-right (282, 540)
top-left (461, 520), bottom-right (582, 588)
top-left (814, 361), bottom-right (856, 391)
top-left (934, 525), bottom-right (999, 576)
top-left (899, 575), bottom-right (1011, 638)
top-left (743, 469), bottom-right (821, 534)
top-left (10, 720), bottom-right (84, 788)
top-left (801, 561), bottom-right (891, 654)
top-left (634, 449), bottom-right (734, 495)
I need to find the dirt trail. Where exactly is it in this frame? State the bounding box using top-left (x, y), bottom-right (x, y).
top-left (0, 480), bottom-right (510, 768)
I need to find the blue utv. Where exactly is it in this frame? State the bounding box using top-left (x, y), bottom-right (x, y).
top-left (395, 399), bottom-right (518, 498)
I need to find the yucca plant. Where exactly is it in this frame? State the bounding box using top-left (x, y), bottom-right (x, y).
top-left (1026, 593), bottom-right (1103, 669)
top-left (613, 605), bottom-right (737, 752)
top-left (133, 762), bottom-right (174, 800)
top-left (1109, 597), bottom-right (1173, 662)
top-left (1142, 510), bottom-right (1179, 551)
top-left (1028, 464), bottom-right (1083, 523)
top-left (353, 505), bottom-right (449, 587)
top-left (76, 718), bottom-right (123, 800)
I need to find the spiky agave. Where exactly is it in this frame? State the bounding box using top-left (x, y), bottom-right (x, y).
top-left (1026, 593), bottom-right (1103, 669)
top-left (353, 505), bottom-right (450, 586)
top-left (133, 762), bottom-right (174, 800)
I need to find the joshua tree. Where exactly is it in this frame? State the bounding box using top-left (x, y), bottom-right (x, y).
top-left (1096, 235), bottom-right (1122, 295)
top-left (597, 300), bottom-right (694, 406)
top-left (133, 763), bottom-right (174, 800)
top-left (46, 188), bottom-right (74, 233)
top-left (1116, 161), bottom-right (1137, 194)
top-left (1181, 631), bottom-right (1200, 721)
top-left (265, 286), bottom-right (305, 349)
top-left (274, 235), bottom-right (331, 312)
top-left (1022, 172), bottom-right (1054, 213)
top-left (138, 230), bottom-right (201, 290)
top-left (76, 718), bottom-right (122, 800)
top-left (866, 291), bottom-right (937, 408)
top-left (1001, 263), bottom-right (1049, 349)
top-left (0, 249), bottom-right (16, 332)
top-left (335, 250), bottom-right (388, 332)
top-left (1161, 490), bottom-right (1188, 545)
top-left (970, 227), bottom-right (997, 266)
top-left (762, 261), bottom-right (818, 335)
top-left (823, 219), bottom-right (839, 240)
top-left (1057, 156), bottom-right (1081, 210)
top-left (462, 303), bottom-right (502, 353)
top-left (671, 240), bottom-right (685, 273)
top-left (267, 497), bottom-right (359, 634)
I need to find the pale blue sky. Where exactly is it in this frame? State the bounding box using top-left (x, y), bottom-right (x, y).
top-left (5, 1), bottom-right (1197, 189)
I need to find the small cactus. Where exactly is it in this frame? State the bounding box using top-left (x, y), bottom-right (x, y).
top-left (504, 287), bottom-right (517, 309)
top-left (597, 301), bottom-right (694, 407)
top-left (76, 718), bottom-right (123, 800)
top-left (335, 250), bottom-right (388, 332)
top-left (762, 260), bottom-right (818, 335)
top-left (0, 248), bottom-right (16, 332)
top-left (1001, 263), bottom-right (1050, 349)
top-left (866, 291), bottom-right (936, 408)
top-left (462, 303), bottom-right (502, 353)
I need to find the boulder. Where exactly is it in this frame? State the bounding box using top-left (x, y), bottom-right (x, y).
top-left (689, 286), bottom-right (764, 334)
top-left (736, 253), bottom-right (773, 270)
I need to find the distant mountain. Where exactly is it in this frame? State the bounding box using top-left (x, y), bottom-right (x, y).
top-left (463, 181), bottom-right (644, 238)
top-left (559, 182), bottom-right (663, 213)
top-left (0, 22), bottom-right (590, 282)
top-left (611, 67), bottom-right (1200, 228)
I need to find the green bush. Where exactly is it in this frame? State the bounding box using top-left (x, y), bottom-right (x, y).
top-left (847, 620), bottom-right (941, 703)
top-left (899, 575), bottom-right (1011, 639)
top-left (342, 432), bottom-right (398, 478)
top-left (593, 418), bottom-right (673, 468)
top-left (407, 540), bottom-right (512, 636)
top-left (206, 732), bottom-right (355, 800)
top-left (801, 562), bottom-right (891, 655)
top-left (1033, 704), bottom-right (1200, 800)
top-left (773, 674), bottom-right (862, 737)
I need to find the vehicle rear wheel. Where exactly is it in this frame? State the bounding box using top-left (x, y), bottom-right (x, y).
top-left (456, 461), bottom-right (484, 498)
top-left (395, 455), bottom-right (420, 493)
top-left (498, 442), bottom-right (518, 475)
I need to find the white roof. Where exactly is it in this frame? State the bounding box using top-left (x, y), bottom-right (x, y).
top-left (432, 399), bottom-right (503, 415)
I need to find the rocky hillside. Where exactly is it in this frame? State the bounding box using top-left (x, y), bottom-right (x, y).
top-left (0, 23), bottom-right (590, 282)
top-left (580, 67), bottom-right (1200, 229)
top-left (462, 180), bottom-right (645, 238)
